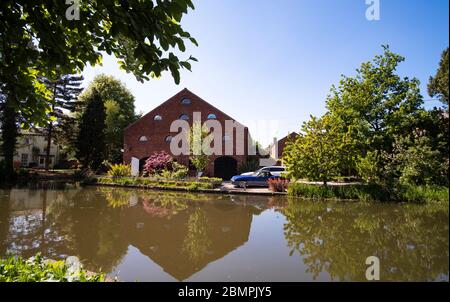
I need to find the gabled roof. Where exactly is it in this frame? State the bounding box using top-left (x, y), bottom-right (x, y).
top-left (278, 132), bottom-right (299, 143)
top-left (125, 88), bottom-right (247, 131)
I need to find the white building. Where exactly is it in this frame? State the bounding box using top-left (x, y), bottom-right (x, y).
top-left (12, 130), bottom-right (60, 169)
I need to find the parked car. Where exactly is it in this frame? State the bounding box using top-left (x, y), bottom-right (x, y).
top-left (240, 166), bottom-right (286, 177)
top-left (231, 171), bottom-right (279, 188)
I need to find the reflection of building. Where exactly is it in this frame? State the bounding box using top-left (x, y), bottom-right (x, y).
top-left (123, 89), bottom-right (251, 180)
top-left (1, 130), bottom-right (61, 169)
top-left (0, 188), bottom-right (266, 281)
top-left (121, 201), bottom-right (262, 280)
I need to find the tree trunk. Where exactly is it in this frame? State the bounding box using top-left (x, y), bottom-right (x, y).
top-left (45, 120), bottom-right (53, 170)
top-left (1, 99), bottom-right (18, 182)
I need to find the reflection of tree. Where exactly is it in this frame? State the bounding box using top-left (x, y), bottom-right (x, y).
top-left (7, 188), bottom-right (128, 273)
top-left (0, 191), bottom-right (11, 255)
top-left (142, 193), bottom-right (188, 218)
top-left (98, 187), bottom-right (134, 209)
top-left (282, 198), bottom-right (449, 281)
top-left (182, 208), bottom-right (212, 263)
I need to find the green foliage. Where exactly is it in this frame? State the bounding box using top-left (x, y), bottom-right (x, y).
top-left (356, 151), bottom-right (379, 183)
top-left (394, 136), bottom-right (447, 186)
top-left (107, 164), bottom-right (132, 178)
top-left (288, 183), bottom-right (390, 202)
top-left (43, 74), bottom-right (84, 169)
top-left (238, 156), bottom-right (260, 174)
top-left (282, 198), bottom-right (448, 281)
top-left (428, 47), bottom-right (449, 106)
top-left (283, 115), bottom-right (341, 185)
top-left (287, 182), bottom-right (449, 203)
top-left (80, 75), bottom-right (138, 163)
top-left (159, 162), bottom-right (189, 179)
top-left (0, 254), bottom-right (104, 282)
top-left (97, 177), bottom-right (214, 191)
top-left (326, 45), bottom-right (425, 180)
top-left (189, 122), bottom-right (211, 174)
top-left (0, 0), bottom-right (197, 179)
top-left (76, 89), bottom-right (106, 171)
top-left (182, 209), bottom-right (212, 262)
top-left (198, 177), bottom-right (223, 183)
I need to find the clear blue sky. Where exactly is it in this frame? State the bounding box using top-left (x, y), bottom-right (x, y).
top-left (82, 0), bottom-right (449, 146)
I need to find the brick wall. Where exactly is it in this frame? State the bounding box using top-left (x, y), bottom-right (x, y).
top-left (123, 89), bottom-right (249, 177)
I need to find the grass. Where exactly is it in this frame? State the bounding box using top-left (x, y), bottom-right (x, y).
top-left (287, 182), bottom-right (449, 203)
top-left (0, 254), bottom-right (104, 282)
top-left (95, 176), bottom-right (215, 191)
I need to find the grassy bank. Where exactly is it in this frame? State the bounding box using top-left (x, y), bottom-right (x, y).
top-left (287, 183), bottom-right (449, 203)
top-left (0, 255), bottom-right (104, 282)
top-left (94, 176), bottom-right (221, 191)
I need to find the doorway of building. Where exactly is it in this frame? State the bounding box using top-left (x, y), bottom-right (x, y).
top-left (214, 156), bottom-right (238, 180)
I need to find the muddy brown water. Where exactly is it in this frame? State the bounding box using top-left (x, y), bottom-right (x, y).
top-left (0, 183), bottom-right (448, 281)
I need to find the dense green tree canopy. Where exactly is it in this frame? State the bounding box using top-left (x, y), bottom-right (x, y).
top-left (0, 0), bottom-right (197, 179)
top-left (284, 46), bottom-right (448, 186)
top-left (0, 0), bottom-right (197, 123)
top-left (282, 115), bottom-right (341, 185)
top-left (76, 89), bottom-right (106, 171)
top-left (428, 47), bottom-right (449, 106)
top-left (79, 74), bottom-right (138, 163)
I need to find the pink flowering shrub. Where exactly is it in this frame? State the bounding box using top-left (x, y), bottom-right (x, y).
top-left (144, 151), bottom-right (173, 175)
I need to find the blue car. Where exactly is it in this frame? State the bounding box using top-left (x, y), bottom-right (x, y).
top-left (231, 171), bottom-right (278, 188)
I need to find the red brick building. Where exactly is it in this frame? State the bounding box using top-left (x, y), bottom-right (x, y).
top-left (271, 132), bottom-right (299, 165)
top-left (123, 89), bottom-right (250, 179)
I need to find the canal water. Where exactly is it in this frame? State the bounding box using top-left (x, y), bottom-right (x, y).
top-left (0, 183), bottom-right (448, 281)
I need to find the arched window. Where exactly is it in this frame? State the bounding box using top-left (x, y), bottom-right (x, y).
top-left (181, 98), bottom-right (191, 105)
top-left (165, 135), bottom-right (173, 142)
top-left (179, 114), bottom-right (189, 121)
top-left (207, 113), bottom-right (217, 119)
top-left (139, 136), bottom-right (148, 142)
top-left (223, 134), bottom-right (231, 141)
top-left (154, 115), bottom-right (162, 121)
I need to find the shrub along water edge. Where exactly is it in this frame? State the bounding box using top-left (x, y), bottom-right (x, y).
top-left (0, 254), bottom-right (105, 282)
top-left (287, 182), bottom-right (449, 203)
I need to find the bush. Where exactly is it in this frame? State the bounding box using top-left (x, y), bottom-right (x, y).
top-left (356, 151), bottom-right (380, 183)
top-left (96, 177), bottom-right (214, 191)
top-left (287, 182), bottom-right (449, 203)
top-left (144, 151), bottom-right (173, 175)
top-left (0, 254), bottom-right (104, 282)
top-left (268, 178), bottom-right (289, 192)
top-left (159, 162), bottom-right (189, 180)
top-left (107, 164), bottom-right (131, 178)
top-left (238, 156), bottom-right (260, 174)
top-left (288, 183), bottom-right (391, 202)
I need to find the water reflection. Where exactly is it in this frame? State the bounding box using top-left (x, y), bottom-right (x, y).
top-left (0, 184), bottom-right (448, 281)
top-left (282, 199), bottom-right (449, 281)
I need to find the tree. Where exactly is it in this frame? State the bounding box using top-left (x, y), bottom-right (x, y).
top-left (326, 46), bottom-right (425, 180)
top-left (283, 116), bottom-right (341, 185)
top-left (79, 75), bottom-right (137, 163)
top-left (42, 74), bottom-right (84, 170)
top-left (0, 0), bottom-right (197, 179)
top-left (428, 47), bottom-right (449, 107)
top-left (189, 122), bottom-right (210, 176)
top-left (76, 89), bottom-right (106, 171)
